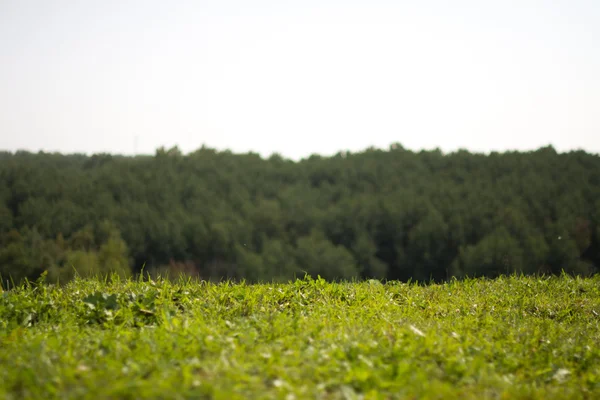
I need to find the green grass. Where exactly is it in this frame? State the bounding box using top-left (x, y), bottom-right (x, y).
top-left (1, 274), bottom-right (600, 399)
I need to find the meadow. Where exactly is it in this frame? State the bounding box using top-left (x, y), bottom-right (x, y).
top-left (1, 274), bottom-right (599, 399)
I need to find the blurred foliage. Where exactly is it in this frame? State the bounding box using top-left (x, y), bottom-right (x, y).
top-left (0, 145), bottom-right (599, 284)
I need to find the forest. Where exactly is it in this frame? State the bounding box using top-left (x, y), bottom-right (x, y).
top-left (0, 144), bottom-right (599, 284)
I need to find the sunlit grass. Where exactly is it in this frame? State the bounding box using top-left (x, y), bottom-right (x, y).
top-left (1, 274), bottom-right (599, 399)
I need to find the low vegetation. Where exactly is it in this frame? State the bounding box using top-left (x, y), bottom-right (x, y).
top-left (1, 274), bottom-right (599, 399)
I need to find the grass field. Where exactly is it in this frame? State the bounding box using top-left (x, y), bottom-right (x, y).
top-left (1, 274), bottom-right (599, 399)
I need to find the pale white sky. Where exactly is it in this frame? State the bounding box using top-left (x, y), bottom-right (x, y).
top-left (1, 0), bottom-right (599, 160)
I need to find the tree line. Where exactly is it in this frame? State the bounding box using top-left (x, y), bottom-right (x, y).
top-left (0, 144), bottom-right (599, 284)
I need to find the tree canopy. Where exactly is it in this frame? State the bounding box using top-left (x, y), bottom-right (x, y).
top-left (1, 145), bottom-right (599, 284)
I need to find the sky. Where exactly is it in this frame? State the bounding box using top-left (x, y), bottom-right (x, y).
top-left (0, 0), bottom-right (599, 160)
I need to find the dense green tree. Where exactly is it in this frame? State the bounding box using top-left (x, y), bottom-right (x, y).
top-left (0, 145), bottom-right (599, 283)
top-left (0, 230), bottom-right (36, 285)
top-left (405, 207), bottom-right (451, 281)
top-left (97, 229), bottom-right (132, 278)
top-left (452, 227), bottom-right (525, 278)
top-left (49, 250), bottom-right (100, 283)
top-left (295, 230), bottom-right (359, 280)
top-left (260, 238), bottom-right (301, 281)
top-left (48, 226), bottom-right (131, 282)
top-left (351, 232), bottom-right (387, 279)
top-left (0, 203), bottom-right (12, 234)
